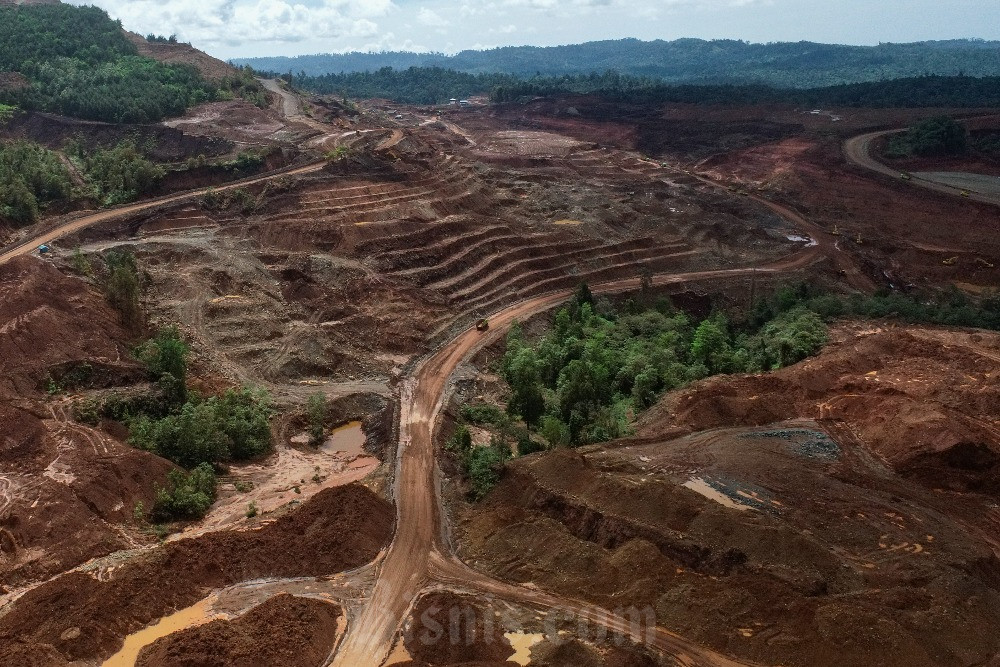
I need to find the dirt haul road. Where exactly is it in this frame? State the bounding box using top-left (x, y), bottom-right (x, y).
top-left (331, 245), bottom-right (823, 667)
top-left (0, 160), bottom-right (327, 266)
top-left (844, 123), bottom-right (1000, 208)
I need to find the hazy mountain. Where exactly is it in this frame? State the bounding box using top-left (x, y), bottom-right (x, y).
top-left (236, 38), bottom-right (1000, 88)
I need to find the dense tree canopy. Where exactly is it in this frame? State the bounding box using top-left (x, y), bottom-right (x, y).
top-left (0, 4), bottom-right (264, 123)
top-left (283, 66), bottom-right (1000, 109)
top-left (0, 140), bottom-right (73, 225)
top-left (499, 286), bottom-right (829, 446)
top-left (887, 116), bottom-right (969, 157)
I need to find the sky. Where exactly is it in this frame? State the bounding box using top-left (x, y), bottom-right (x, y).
top-left (67, 0), bottom-right (1000, 60)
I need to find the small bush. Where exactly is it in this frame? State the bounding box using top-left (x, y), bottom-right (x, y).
top-left (73, 397), bottom-right (101, 425)
top-left (150, 463), bottom-right (217, 522)
top-left (460, 403), bottom-right (509, 427)
top-left (306, 393), bottom-right (326, 446)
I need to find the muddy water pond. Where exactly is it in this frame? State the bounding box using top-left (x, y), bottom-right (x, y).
top-left (290, 421), bottom-right (367, 456)
top-left (505, 631), bottom-right (545, 665)
top-left (321, 421), bottom-right (366, 456)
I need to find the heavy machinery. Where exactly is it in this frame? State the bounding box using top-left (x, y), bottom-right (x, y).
top-left (475, 318), bottom-right (489, 332)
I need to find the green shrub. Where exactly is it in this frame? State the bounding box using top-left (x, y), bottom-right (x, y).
top-left (306, 393), bottom-right (326, 446)
top-left (517, 435), bottom-right (545, 456)
top-left (446, 425), bottom-right (473, 453)
top-left (136, 326), bottom-right (189, 405)
top-left (460, 403), bottom-right (509, 427)
top-left (150, 463), bottom-right (217, 522)
top-left (130, 388), bottom-right (274, 468)
top-left (72, 397), bottom-right (100, 425)
top-left (465, 437), bottom-right (511, 500)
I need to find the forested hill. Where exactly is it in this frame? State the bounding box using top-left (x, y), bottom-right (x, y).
top-left (0, 3), bottom-right (263, 123)
top-left (236, 38), bottom-right (1000, 88)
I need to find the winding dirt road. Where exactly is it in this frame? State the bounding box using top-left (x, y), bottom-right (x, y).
top-left (0, 160), bottom-right (329, 266)
top-left (844, 123), bottom-right (1000, 207)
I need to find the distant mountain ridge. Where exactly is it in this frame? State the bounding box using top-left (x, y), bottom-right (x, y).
top-left (236, 38), bottom-right (1000, 88)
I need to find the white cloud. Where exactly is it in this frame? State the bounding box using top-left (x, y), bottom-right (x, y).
top-left (71, 0), bottom-right (391, 46)
top-left (417, 6), bottom-right (450, 27)
top-left (64, 0), bottom-right (1000, 59)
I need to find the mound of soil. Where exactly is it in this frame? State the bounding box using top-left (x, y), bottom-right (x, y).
top-left (529, 638), bottom-right (667, 667)
top-left (0, 257), bottom-right (128, 396)
top-left (136, 594), bottom-right (341, 667)
top-left (399, 592), bottom-right (516, 666)
top-left (0, 483), bottom-right (392, 663)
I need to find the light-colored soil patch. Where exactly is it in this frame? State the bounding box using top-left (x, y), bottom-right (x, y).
top-left (171, 443), bottom-right (378, 539)
top-left (915, 171), bottom-right (1000, 197)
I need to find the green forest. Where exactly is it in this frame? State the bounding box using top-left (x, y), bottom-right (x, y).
top-left (283, 67), bottom-right (1000, 109)
top-left (0, 4), bottom-right (263, 123)
top-left (0, 136), bottom-right (166, 227)
top-left (239, 38), bottom-right (1000, 88)
top-left (496, 285), bottom-right (827, 447)
top-left (887, 116), bottom-right (969, 157)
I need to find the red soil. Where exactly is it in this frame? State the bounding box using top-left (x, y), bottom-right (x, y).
top-left (136, 594), bottom-right (342, 667)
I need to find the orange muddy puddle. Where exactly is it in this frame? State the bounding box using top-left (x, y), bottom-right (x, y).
top-left (103, 595), bottom-right (225, 666)
top-left (682, 477), bottom-right (753, 511)
top-left (383, 637), bottom-right (413, 665)
top-left (505, 631), bottom-right (545, 665)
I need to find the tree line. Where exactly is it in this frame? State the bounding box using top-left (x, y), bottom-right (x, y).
top-left (281, 67), bottom-right (1000, 109)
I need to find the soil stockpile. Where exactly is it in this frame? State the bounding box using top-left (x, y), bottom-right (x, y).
top-left (0, 484), bottom-right (392, 664)
top-left (136, 594), bottom-right (341, 667)
top-left (398, 592), bottom-right (517, 666)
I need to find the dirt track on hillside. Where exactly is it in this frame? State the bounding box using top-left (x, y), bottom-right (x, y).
top-left (843, 121), bottom-right (1000, 207)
